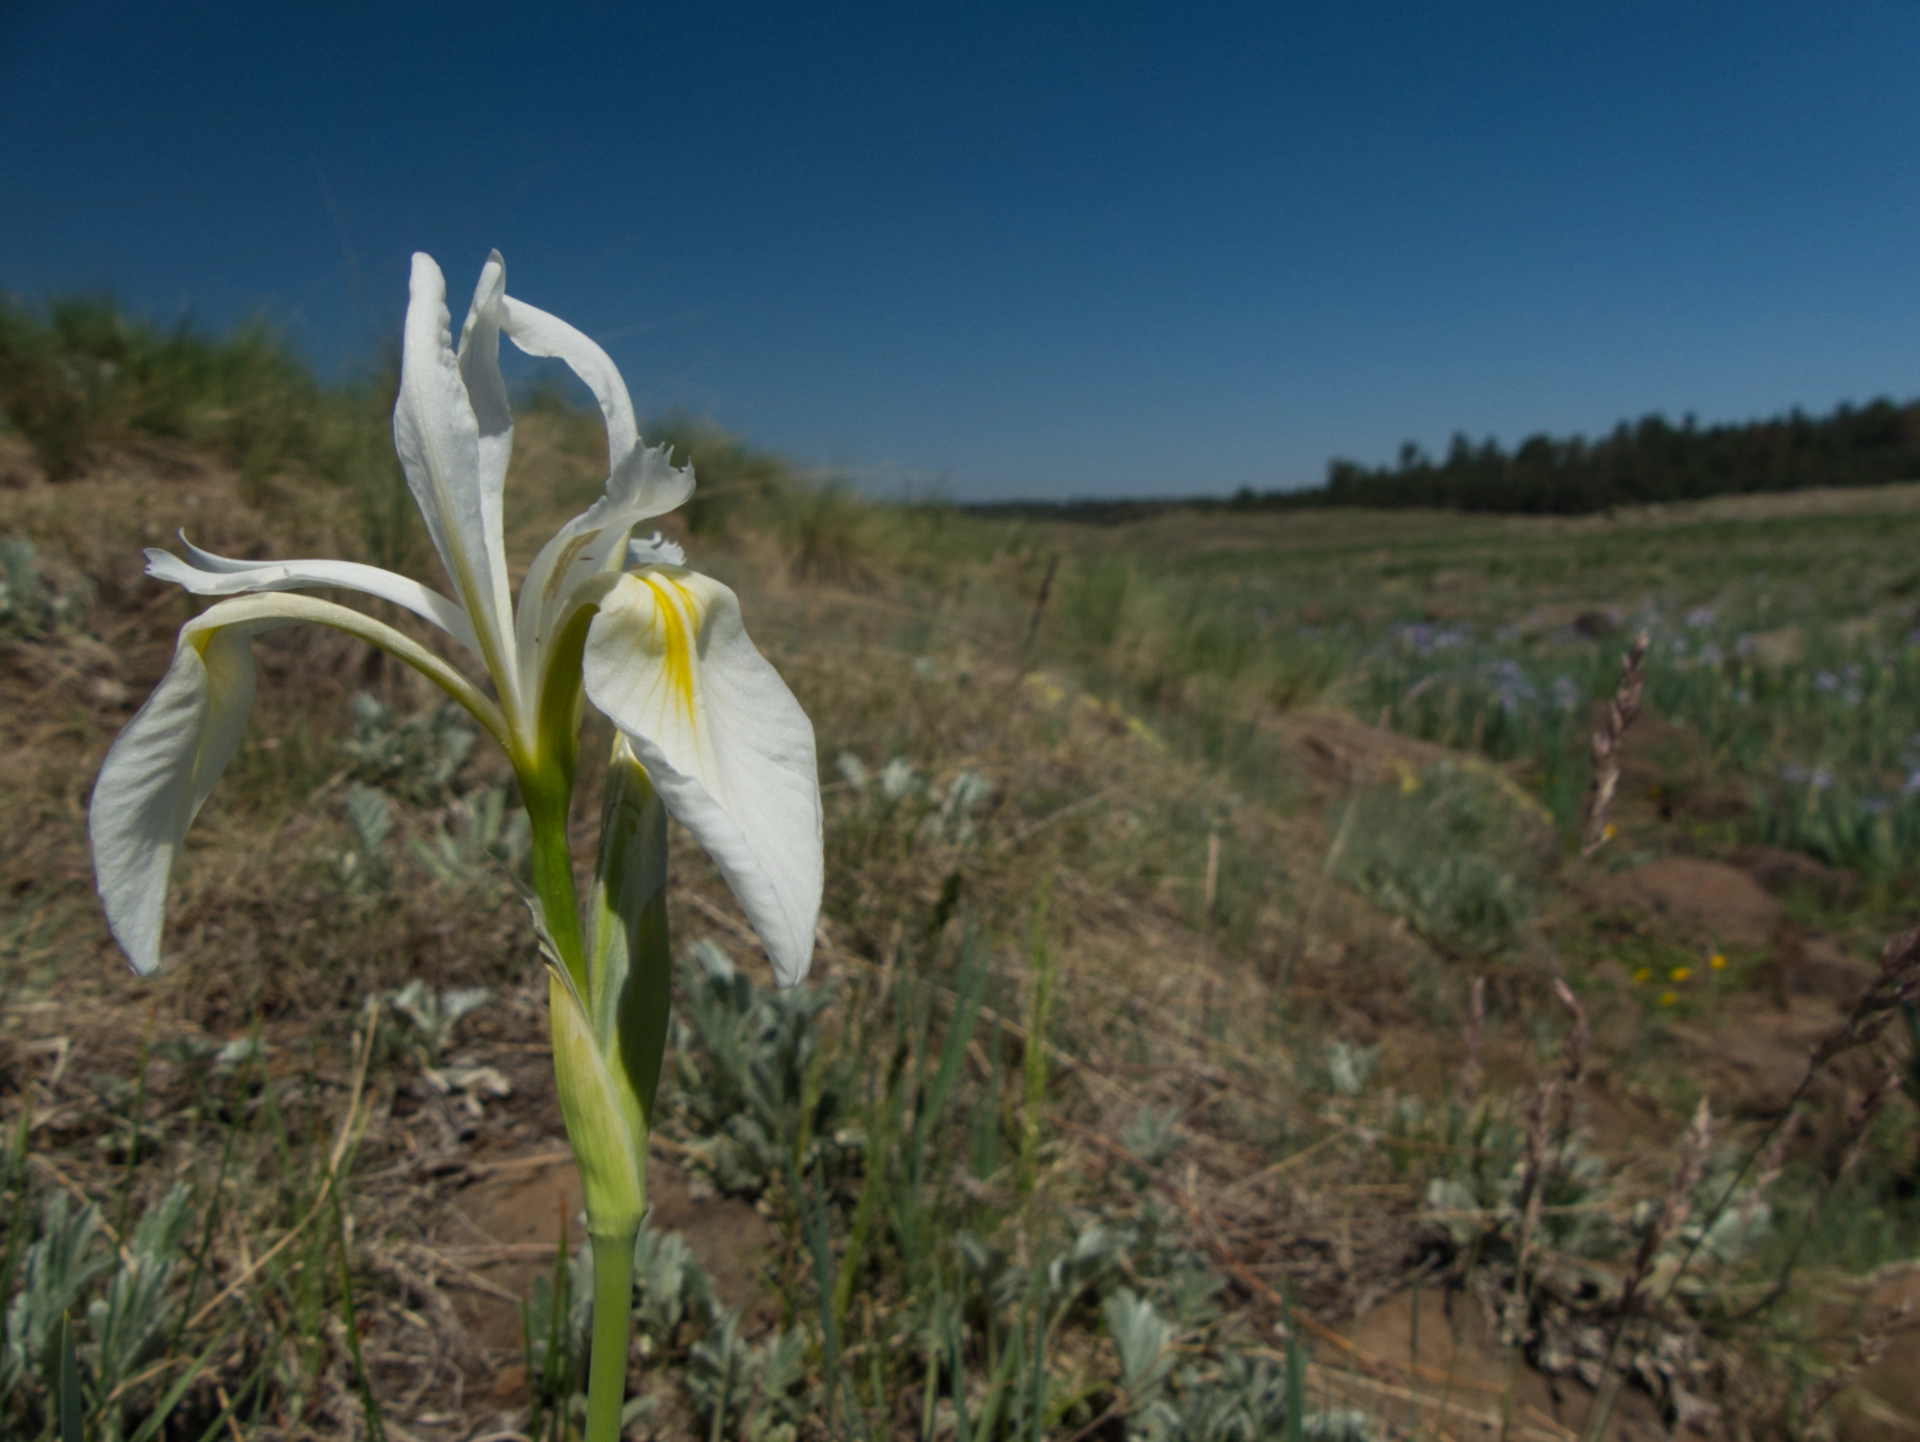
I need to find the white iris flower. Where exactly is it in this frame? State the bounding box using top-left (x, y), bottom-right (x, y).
top-left (89, 251), bottom-right (824, 1435)
top-left (88, 250), bottom-right (823, 992)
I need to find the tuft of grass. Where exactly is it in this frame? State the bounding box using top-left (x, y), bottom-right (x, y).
top-left (0, 292), bottom-right (324, 485)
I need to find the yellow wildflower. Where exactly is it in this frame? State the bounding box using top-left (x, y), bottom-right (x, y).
top-left (1632, 966), bottom-right (1653, 984)
top-left (1669, 966), bottom-right (1692, 983)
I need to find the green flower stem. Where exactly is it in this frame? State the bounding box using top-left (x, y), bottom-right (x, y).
top-left (523, 741), bottom-right (677, 1440)
top-left (525, 783), bottom-right (588, 991)
top-left (587, 1229), bottom-right (639, 1442)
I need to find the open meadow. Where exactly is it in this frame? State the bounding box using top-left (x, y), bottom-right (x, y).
top-left (2, 361), bottom-right (1919, 1439)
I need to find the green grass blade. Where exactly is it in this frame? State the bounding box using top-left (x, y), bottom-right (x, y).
top-left (914, 932), bottom-right (988, 1167)
top-left (124, 1322), bottom-right (240, 1442)
top-left (328, 1163), bottom-right (387, 1442)
top-left (56, 1312), bottom-right (82, 1442)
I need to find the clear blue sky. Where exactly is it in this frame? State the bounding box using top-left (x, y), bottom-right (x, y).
top-left (5, 2), bottom-right (1919, 500)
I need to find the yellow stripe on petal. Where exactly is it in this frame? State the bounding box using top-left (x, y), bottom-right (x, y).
top-left (639, 572), bottom-right (705, 722)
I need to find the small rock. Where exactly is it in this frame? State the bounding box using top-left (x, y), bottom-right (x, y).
top-left (87, 677), bottom-right (130, 709)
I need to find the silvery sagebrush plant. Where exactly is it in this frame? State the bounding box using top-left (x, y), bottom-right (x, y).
top-left (86, 251), bottom-right (824, 1439)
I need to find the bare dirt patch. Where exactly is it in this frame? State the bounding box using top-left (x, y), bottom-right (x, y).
top-left (1597, 858), bottom-right (1784, 950)
top-left (1337, 1286), bottom-right (1674, 1441)
top-left (440, 1149), bottom-right (777, 1359)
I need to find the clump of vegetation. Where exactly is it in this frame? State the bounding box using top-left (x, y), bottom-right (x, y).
top-left (0, 538), bottom-right (85, 640)
top-left (1331, 761), bottom-right (1545, 959)
top-left (0, 293), bottom-right (327, 484)
top-left (338, 692), bottom-right (479, 805)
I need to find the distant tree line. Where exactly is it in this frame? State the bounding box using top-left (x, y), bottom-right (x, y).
top-left (965, 396), bottom-right (1920, 522)
top-left (1244, 397), bottom-right (1920, 514)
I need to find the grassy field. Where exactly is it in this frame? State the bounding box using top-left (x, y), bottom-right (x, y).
top-left (1, 385), bottom-right (1918, 1440)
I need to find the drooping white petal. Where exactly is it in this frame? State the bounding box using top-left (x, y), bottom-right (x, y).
top-left (89, 624), bottom-right (260, 975)
top-left (581, 568), bottom-right (822, 986)
top-left (146, 538), bottom-right (483, 658)
top-left (89, 592), bottom-right (512, 975)
top-left (394, 253), bottom-right (521, 712)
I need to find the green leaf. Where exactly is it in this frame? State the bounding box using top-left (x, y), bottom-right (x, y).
top-left (55, 1313), bottom-right (81, 1442)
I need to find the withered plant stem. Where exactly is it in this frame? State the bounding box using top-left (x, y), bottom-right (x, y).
top-left (1022, 552), bottom-right (1059, 651)
top-left (1581, 630), bottom-right (1648, 857)
top-left (1580, 1097), bottom-right (1713, 1442)
top-left (1459, 975), bottom-right (1487, 1109)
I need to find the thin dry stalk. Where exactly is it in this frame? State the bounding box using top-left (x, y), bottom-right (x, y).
top-left (1732, 1058), bottom-right (1906, 1324)
top-left (1551, 980), bottom-right (1590, 1091)
top-left (1638, 1099), bottom-right (1714, 1307)
top-left (1579, 1099), bottom-right (1712, 1442)
top-left (1725, 1116), bottom-right (1794, 1255)
top-left (1022, 552), bottom-right (1059, 650)
top-left (1580, 631), bottom-right (1648, 857)
top-left (1459, 975), bottom-right (1487, 1110)
top-left (185, 1002), bottom-right (380, 1331)
top-left (1504, 1081), bottom-right (1556, 1345)
top-left (1504, 981), bottom-right (1591, 1336)
top-left (1811, 924), bottom-right (1920, 1068)
top-left (1797, 1300), bottom-right (1913, 1433)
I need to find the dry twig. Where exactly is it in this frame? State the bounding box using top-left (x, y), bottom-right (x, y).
top-left (1581, 630), bottom-right (1648, 856)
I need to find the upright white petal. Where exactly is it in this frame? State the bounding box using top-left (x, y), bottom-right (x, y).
top-left (89, 593), bottom-right (512, 975)
top-left (582, 568), bottom-right (822, 985)
top-left (456, 251), bottom-right (514, 577)
top-left (146, 539), bottom-right (483, 659)
top-left (394, 253), bottom-right (520, 712)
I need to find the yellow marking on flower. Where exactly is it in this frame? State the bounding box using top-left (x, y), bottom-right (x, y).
top-left (542, 528), bottom-right (604, 606)
top-left (1709, 952), bottom-right (1728, 971)
top-left (640, 573), bottom-right (703, 721)
top-left (1669, 965), bottom-right (1692, 983)
top-left (1632, 966), bottom-right (1653, 984)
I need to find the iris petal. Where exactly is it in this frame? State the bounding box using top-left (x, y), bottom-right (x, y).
top-left (581, 568), bottom-right (822, 985)
top-left (89, 626), bottom-right (259, 975)
top-left (394, 253), bottom-right (521, 711)
top-left (146, 539), bottom-right (483, 658)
